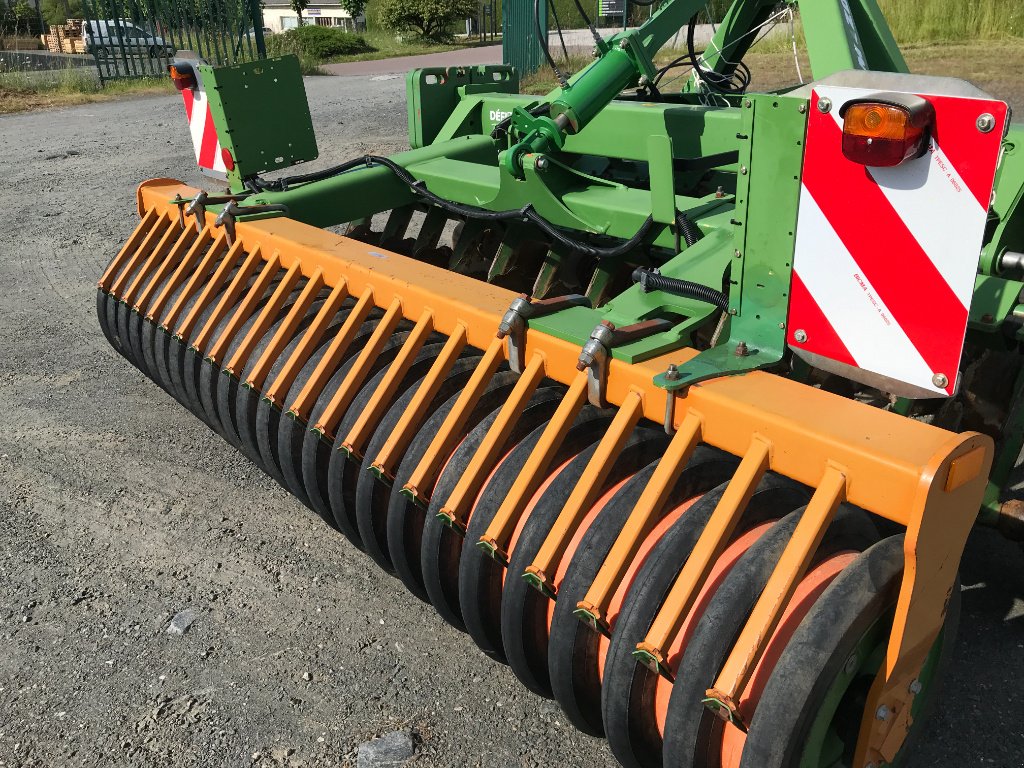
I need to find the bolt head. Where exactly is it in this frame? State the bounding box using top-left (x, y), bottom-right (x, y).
top-left (734, 250), bottom-right (742, 259)
top-left (817, 97), bottom-right (832, 114)
top-left (536, 156), bottom-right (549, 170)
top-left (798, 103), bottom-right (807, 114)
top-left (740, 166), bottom-right (748, 175)
top-left (665, 364), bottom-right (680, 381)
top-left (794, 329), bottom-right (808, 343)
top-left (977, 113), bottom-right (996, 133)
top-left (875, 705), bottom-right (890, 721)
top-left (932, 373), bottom-right (949, 388)
top-left (619, 38), bottom-right (630, 49)
top-left (909, 679), bottom-right (923, 695)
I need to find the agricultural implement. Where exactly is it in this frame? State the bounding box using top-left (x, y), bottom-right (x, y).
top-left (97, 0), bottom-right (1024, 765)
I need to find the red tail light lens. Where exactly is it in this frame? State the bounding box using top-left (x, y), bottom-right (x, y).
top-left (840, 94), bottom-right (934, 167)
top-left (169, 64), bottom-right (197, 92)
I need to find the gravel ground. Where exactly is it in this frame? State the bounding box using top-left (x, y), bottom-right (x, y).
top-left (1, 72), bottom-right (1023, 768)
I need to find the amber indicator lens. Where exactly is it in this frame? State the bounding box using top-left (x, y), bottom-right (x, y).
top-left (169, 64), bottom-right (197, 92)
top-left (841, 98), bottom-right (934, 167)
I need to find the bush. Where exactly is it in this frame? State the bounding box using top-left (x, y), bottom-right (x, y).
top-left (378, 0), bottom-right (478, 41)
top-left (266, 25), bottom-right (374, 61)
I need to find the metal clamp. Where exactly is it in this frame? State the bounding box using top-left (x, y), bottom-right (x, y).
top-left (577, 319), bottom-right (673, 407)
top-left (496, 293), bottom-right (590, 373)
top-left (214, 200), bottom-right (289, 246)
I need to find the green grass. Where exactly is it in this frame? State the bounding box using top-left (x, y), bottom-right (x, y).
top-left (0, 68), bottom-right (173, 114)
top-left (879, 0), bottom-right (1024, 41)
top-left (323, 30), bottom-right (499, 64)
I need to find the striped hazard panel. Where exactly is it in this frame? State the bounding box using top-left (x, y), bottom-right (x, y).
top-left (789, 85), bottom-right (1008, 398)
top-left (180, 79), bottom-right (229, 179)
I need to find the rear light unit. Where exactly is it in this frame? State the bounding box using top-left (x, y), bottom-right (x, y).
top-left (169, 63), bottom-right (197, 92)
top-left (839, 93), bottom-right (935, 167)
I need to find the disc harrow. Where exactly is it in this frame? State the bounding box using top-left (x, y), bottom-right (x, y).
top-left (98, 178), bottom-right (996, 766)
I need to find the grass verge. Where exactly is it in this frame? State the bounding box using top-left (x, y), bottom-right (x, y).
top-left (324, 31), bottom-right (500, 64)
top-left (0, 69), bottom-right (174, 115)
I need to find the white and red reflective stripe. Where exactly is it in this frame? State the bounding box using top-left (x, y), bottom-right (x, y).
top-left (180, 86), bottom-right (228, 177)
top-left (788, 86), bottom-right (1008, 397)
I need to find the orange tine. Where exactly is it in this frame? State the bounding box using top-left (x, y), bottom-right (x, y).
top-left (311, 297), bottom-right (404, 439)
top-left (245, 270), bottom-right (326, 390)
top-left (337, 309), bottom-right (435, 459)
top-left (173, 239), bottom-right (247, 345)
top-left (706, 465), bottom-right (847, 720)
top-left (634, 436), bottom-right (772, 677)
top-left (223, 259), bottom-right (302, 376)
top-left (523, 389), bottom-right (645, 597)
top-left (477, 371), bottom-right (588, 564)
top-left (108, 211), bottom-right (172, 297)
top-left (400, 336), bottom-right (506, 506)
top-left (436, 352), bottom-right (546, 532)
top-left (576, 411), bottom-right (704, 632)
top-left (133, 225), bottom-right (200, 314)
top-left (204, 247), bottom-right (278, 362)
top-left (146, 227), bottom-right (215, 326)
top-left (369, 324), bottom-right (468, 481)
top-left (98, 208), bottom-right (159, 292)
top-left (190, 246), bottom-right (266, 358)
top-left (286, 284), bottom-right (371, 422)
top-left (121, 217), bottom-right (185, 308)
top-left (263, 280), bottom-right (351, 406)
top-left (163, 233), bottom-right (229, 335)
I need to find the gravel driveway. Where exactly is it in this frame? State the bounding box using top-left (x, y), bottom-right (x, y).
top-left (1, 74), bottom-right (1022, 768)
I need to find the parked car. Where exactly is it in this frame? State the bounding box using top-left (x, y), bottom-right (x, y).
top-left (83, 19), bottom-right (176, 58)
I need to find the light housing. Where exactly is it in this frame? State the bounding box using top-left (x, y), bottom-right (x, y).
top-left (839, 93), bottom-right (934, 167)
top-left (168, 63), bottom-right (197, 92)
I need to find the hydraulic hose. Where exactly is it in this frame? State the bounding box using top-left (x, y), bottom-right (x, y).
top-left (632, 267), bottom-right (728, 310)
top-left (676, 211), bottom-right (703, 248)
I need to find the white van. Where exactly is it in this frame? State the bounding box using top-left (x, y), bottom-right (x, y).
top-left (83, 19), bottom-right (176, 58)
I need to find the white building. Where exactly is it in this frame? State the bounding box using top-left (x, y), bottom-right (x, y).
top-left (261, 1), bottom-right (366, 33)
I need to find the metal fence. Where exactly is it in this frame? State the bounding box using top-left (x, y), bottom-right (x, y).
top-left (81, 0), bottom-right (266, 84)
top-left (504, 0), bottom-right (546, 75)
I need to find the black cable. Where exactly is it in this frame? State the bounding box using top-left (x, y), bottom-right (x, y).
top-left (535, 0), bottom-right (568, 88)
top-left (686, 13), bottom-right (750, 95)
top-left (549, 0), bottom-right (569, 64)
top-left (632, 267), bottom-right (727, 310)
top-left (571, 0), bottom-right (602, 48)
top-left (676, 211), bottom-right (703, 247)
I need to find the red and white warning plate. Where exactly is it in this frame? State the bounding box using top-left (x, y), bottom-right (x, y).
top-left (180, 71), bottom-right (229, 179)
top-left (788, 81), bottom-right (1008, 398)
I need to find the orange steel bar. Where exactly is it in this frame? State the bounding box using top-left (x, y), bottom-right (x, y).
top-left (191, 246), bottom-right (265, 357)
top-left (223, 259), bottom-right (301, 374)
top-left (246, 270), bottom-right (326, 389)
top-left (338, 309), bottom-right (434, 459)
top-left (312, 297), bottom-right (403, 438)
top-left (164, 233), bottom-right (229, 336)
top-left (287, 283), bottom-right (369, 421)
top-left (108, 211), bottom-right (172, 296)
top-left (370, 324), bottom-right (468, 480)
top-left (635, 437), bottom-right (771, 674)
top-left (478, 371), bottom-right (589, 563)
top-left (134, 182), bottom-right (987, 530)
top-left (576, 409), bottom-right (704, 631)
top-left (133, 225), bottom-right (200, 313)
top-left (524, 389), bottom-right (645, 596)
top-left (121, 218), bottom-right (183, 306)
top-left (855, 434), bottom-right (991, 767)
top-left (146, 228), bottom-right (215, 324)
top-left (205, 248), bottom-right (278, 362)
top-left (401, 337), bottom-right (505, 505)
top-left (437, 352), bottom-right (547, 531)
top-left (264, 281), bottom-right (351, 405)
top-left (706, 464), bottom-right (848, 720)
top-left (99, 208), bottom-right (160, 291)
top-left (177, 239), bottom-right (247, 347)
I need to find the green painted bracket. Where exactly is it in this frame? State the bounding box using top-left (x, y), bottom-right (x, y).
top-left (406, 65), bottom-right (519, 150)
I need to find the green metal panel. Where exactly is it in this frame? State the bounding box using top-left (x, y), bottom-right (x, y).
top-left (406, 66), bottom-right (520, 149)
top-left (202, 56), bottom-right (318, 190)
top-left (504, 0), bottom-right (546, 76)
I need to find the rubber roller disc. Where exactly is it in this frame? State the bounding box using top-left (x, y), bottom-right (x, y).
top-left (546, 445), bottom-right (739, 735)
top-left (361, 366), bottom-right (521, 577)
top-left (600, 475), bottom-right (813, 768)
top-left (661, 505), bottom-right (880, 768)
top-left (418, 385), bottom-right (566, 630)
top-left (333, 354), bottom-right (482, 551)
top-left (500, 426), bottom-right (672, 698)
top-left (737, 535), bottom-right (958, 768)
top-left (457, 407), bottom-right (614, 662)
top-left (295, 324), bottom-right (412, 524)
top-left (322, 340), bottom-right (449, 547)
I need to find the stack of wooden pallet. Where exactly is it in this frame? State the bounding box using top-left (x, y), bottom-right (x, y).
top-left (41, 19), bottom-right (87, 54)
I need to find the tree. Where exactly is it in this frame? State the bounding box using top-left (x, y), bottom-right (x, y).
top-left (290, 0), bottom-right (308, 26)
top-left (378, 0), bottom-right (477, 41)
top-left (339, 0), bottom-right (365, 21)
top-left (41, 0), bottom-right (83, 25)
